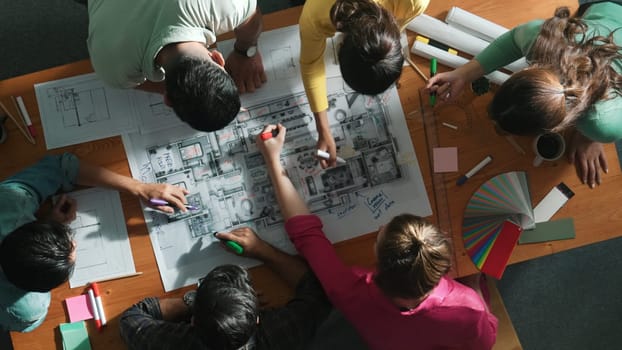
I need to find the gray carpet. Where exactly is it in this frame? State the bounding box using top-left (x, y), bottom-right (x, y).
top-left (497, 236), bottom-right (622, 350)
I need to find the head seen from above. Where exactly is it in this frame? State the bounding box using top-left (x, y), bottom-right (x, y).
top-left (193, 264), bottom-right (258, 350)
top-left (331, 0), bottom-right (403, 95)
top-left (374, 214), bottom-right (452, 301)
top-left (0, 220), bottom-right (75, 292)
top-left (489, 6), bottom-right (622, 136)
top-left (165, 56), bottom-right (241, 132)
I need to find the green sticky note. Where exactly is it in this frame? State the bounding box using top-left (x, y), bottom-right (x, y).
top-left (59, 321), bottom-right (92, 350)
top-left (518, 218), bottom-right (575, 244)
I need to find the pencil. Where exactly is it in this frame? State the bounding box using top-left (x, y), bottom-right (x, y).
top-left (0, 100), bottom-right (35, 144)
top-left (404, 55), bottom-right (429, 82)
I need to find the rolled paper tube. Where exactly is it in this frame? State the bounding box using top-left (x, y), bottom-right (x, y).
top-left (406, 14), bottom-right (527, 73)
top-left (411, 40), bottom-right (510, 86)
top-left (445, 6), bottom-right (508, 43)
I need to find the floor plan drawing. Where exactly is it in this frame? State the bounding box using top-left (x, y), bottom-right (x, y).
top-left (35, 73), bottom-right (138, 149)
top-left (131, 90), bottom-right (186, 134)
top-left (63, 187), bottom-right (137, 288)
top-left (123, 79), bottom-right (431, 291)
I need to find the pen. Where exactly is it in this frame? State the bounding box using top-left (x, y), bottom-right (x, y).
top-left (16, 96), bottom-right (35, 137)
top-left (87, 288), bottom-right (102, 331)
top-left (316, 149), bottom-right (347, 165)
top-left (429, 58), bottom-right (437, 106)
top-left (89, 282), bottom-right (107, 328)
top-left (456, 155), bottom-right (493, 186)
top-left (260, 129), bottom-right (279, 140)
top-left (214, 232), bottom-right (244, 255)
top-left (148, 198), bottom-right (199, 211)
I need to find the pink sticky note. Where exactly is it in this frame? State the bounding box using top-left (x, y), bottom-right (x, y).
top-left (65, 294), bottom-right (94, 323)
top-left (433, 147), bottom-right (458, 173)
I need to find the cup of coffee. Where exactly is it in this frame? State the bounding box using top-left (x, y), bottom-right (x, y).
top-left (533, 132), bottom-right (565, 166)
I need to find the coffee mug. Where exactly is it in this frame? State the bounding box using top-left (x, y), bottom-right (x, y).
top-left (533, 132), bottom-right (566, 167)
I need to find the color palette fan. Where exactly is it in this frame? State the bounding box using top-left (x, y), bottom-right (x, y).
top-left (462, 171), bottom-right (535, 279)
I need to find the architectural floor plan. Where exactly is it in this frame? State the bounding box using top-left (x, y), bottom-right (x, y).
top-left (124, 81), bottom-right (431, 291)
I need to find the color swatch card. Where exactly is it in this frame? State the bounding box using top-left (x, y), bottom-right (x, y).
top-left (462, 171), bottom-right (534, 279)
top-left (518, 218), bottom-right (575, 244)
top-left (59, 321), bottom-right (92, 350)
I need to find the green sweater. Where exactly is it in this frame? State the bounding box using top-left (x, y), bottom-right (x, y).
top-left (475, 2), bottom-right (622, 143)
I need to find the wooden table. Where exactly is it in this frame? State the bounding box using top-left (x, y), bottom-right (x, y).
top-left (2, 1), bottom-right (621, 349)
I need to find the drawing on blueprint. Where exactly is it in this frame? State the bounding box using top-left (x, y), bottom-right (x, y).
top-left (63, 187), bottom-right (136, 288)
top-left (123, 79), bottom-right (431, 291)
top-left (34, 73), bottom-right (138, 149)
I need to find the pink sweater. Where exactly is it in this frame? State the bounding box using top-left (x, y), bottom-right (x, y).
top-left (285, 215), bottom-right (498, 350)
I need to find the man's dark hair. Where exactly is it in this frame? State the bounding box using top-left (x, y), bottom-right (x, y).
top-left (193, 265), bottom-right (258, 350)
top-left (165, 56), bottom-right (241, 132)
top-left (0, 220), bottom-right (75, 292)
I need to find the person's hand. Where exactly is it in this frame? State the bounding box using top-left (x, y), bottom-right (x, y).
top-left (567, 131), bottom-right (608, 188)
top-left (225, 51), bottom-right (267, 94)
top-left (137, 183), bottom-right (190, 213)
top-left (317, 128), bottom-right (337, 169)
top-left (256, 124), bottom-right (286, 164)
top-left (426, 60), bottom-right (484, 103)
top-left (50, 194), bottom-right (77, 224)
top-left (215, 227), bottom-right (271, 260)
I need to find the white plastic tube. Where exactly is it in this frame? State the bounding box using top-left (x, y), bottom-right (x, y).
top-left (411, 40), bottom-right (510, 86)
top-left (445, 6), bottom-right (508, 43)
top-left (406, 14), bottom-right (527, 73)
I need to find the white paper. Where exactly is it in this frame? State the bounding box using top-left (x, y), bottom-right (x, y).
top-left (123, 78), bottom-right (431, 291)
top-left (63, 187), bottom-right (136, 288)
top-left (35, 73), bottom-right (138, 149)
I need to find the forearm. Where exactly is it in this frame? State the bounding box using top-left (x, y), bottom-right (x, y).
top-left (234, 8), bottom-right (262, 51)
top-left (257, 243), bottom-right (308, 288)
top-left (159, 298), bottom-right (191, 322)
top-left (77, 161), bottom-right (141, 197)
top-left (314, 110), bottom-right (330, 135)
top-left (265, 159), bottom-right (310, 220)
top-left (457, 60), bottom-right (486, 84)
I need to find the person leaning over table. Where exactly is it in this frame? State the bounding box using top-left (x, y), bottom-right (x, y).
top-left (299, 0), bottom-right (429, 168)
top-left (427, 0), bottom-right (622, 189)
top-left (119, 227), bottom-right (332, 350)
top-left (86, 0), bottom-right (266, 132)
top-left (0, 153), bottom-right (188, 332)
top-left (256, 124), bottom-right (498, 350)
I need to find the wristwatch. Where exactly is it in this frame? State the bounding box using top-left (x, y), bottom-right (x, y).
top-left (234, 44), bottom-right (258, 58)
top-left (183, 290), bottom-right (196, 308)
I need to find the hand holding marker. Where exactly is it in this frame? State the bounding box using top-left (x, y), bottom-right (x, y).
top-left (214, 232), bottom-right (244, 254)
top-left (148, 198), bottom-right (199, 211)
top-left (261, 127), bottom-right (347, 165)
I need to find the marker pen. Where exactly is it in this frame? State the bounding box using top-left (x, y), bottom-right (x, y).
top-left (87, 288), bottom-right (102, 331)
top-left (316, 149), bottom-right (347, 165)
top-left (148, 198), bottom-right (199, 211)
top-left (16, 96), bottom-right (35, 137)
top-left (456, 155), bottom-right (493, 186)
top-left (429, 58), bottom-right (437, 106)
top-left (260, 129), bottom-right (279, 140)
top-left (90, 282), bottom-right (107, 328)
top-left (214, 232), bottom-right (244, 255)
top-left (415, 36), bottom-right (458, 55)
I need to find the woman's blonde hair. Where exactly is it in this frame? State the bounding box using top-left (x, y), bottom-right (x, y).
top-left (374, 214), bottom-right (452, 299)
top-left (490, 7), bottom-right (622, 135)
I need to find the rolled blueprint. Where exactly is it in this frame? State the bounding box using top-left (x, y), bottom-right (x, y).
top-left (445, 6), bottom-right (508, 43)
top-left (411, 40), bottom-right (510, 86)
top-left (406, 14), bottom-right (527, 73)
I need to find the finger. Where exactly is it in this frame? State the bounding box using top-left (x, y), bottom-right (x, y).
top-left (55, 194), bottom-right (68, 208)
top-left (245, 78), bottom-right (256, 93)
top-left (237, 79), bottom-right (246, 94)
top-left (319, 158), bottom-right (329, 169)
top-left (155, 205), bottom-right (175, 214)
top-left (599, 152), bottom-right (608, 174)
top-left (594, 162), bottom-right (601, 185)
top-left (163, 194), bottom-right (187, 212)
top-left (579, 160), bottom-right (588, 185)
top-left (260, 70), bottom-right (267, 83)
top-left (587, 162), bottom-right (596, 188)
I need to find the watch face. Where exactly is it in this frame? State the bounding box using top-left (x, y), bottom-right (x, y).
top-left (246, 46), bottom-right (257, 58)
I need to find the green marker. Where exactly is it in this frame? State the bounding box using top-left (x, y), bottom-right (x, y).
top-left (214, 232), bottom-right (244, 254)
top-left (430, 57), bottom-right (437, 106)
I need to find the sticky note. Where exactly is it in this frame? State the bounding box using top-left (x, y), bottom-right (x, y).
top-left (518, 218), bottom-right (575, 244)
top-left (65, 294), bottom-right (94, 323)
top-left (433, 147), bottom-right (458, 173)
top-left (59, 321), bottom-right (92, 350)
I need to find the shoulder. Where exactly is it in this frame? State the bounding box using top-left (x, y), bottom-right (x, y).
top-left (577, 96), bottom-right (622, 143)
top-left (0, 279), bottom-right (50, 332)
top-left (513, 19), bottom-right (544, 55)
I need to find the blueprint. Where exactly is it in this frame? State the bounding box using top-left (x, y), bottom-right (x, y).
top-left (123, 77), bottom-right (432, 291)
top-left (34, 73), bottom-right (183, 149)
top-left (62, 187), bottom-right (136, 288)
